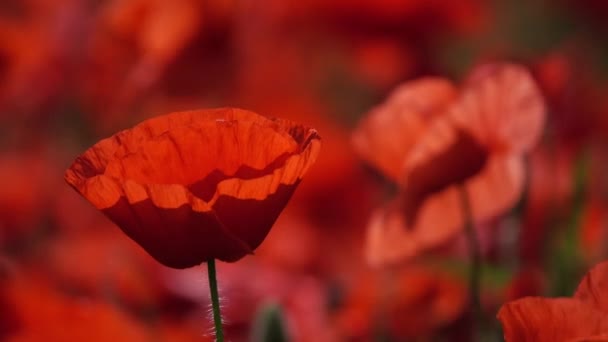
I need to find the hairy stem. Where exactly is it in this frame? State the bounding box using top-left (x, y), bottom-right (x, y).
top-left (207, 259), bottom-right (224, 342)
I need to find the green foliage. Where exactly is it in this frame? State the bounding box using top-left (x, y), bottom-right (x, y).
top-left (251, 302), bottom-right (290, 342)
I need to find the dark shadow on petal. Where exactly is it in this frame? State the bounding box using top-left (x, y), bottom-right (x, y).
top-left (403, 129), bottom-right (488, 227)
top-left (188, 152), bottom-right (292, 202)
top-left (103, 198), bottom-right (251, 268)
top-left (212, 182), bottom-right (299, 252)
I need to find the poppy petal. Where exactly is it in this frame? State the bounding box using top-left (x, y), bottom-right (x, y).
top-left (104, 120), bottom-right (298, 199)
top-left (574, 260), bottom-right (608, 313)
top-left (465, 154), bottom-right (525, 224)
top-left (352, 77), bottom-right (457, 181)
top-left (497, 297), bottom-right (608, 342)
top-left (451, 63), bottom-right (546, 153)
top-left (65, 108), bottom-right (262, 186)
top-left (365, 189), bottom-right (463, 266)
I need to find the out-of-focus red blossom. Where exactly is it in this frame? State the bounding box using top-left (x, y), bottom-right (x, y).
top-left (504, 267), bottom-right (546, 302)
top-left (498, 260), bottom-right (608, 341)
top-left (296, 0), bottom-right (488, 34)
top-left (350, 38), bottom-right (415, 89)
top-left (0, 148), bottom-right (58, 243)
top-left (44, 228), bottom-right (163, 309)
top-left (355, 63), bottom-right (546, 266)
top-left (51, 184), bottom-right (110, 234)
top-left (534, 51), bottom-right (608, 145)
top-left (335, 265), bottom-right (466, 340)
top-left (65, 108), bottom-right (320, 268)
top-left (256, 211), bottom-right (325, 273)
top-left (579, 145), bottom-right (608, 263)
top-left (83, 0), bottom-right (204, 96)
top-left (587, 144), bottom-right (608, 202)
top-left (0, 0), bottom-right (84, 116)
top-left (534, 52), bottom-right (572, 101)
top-left (2, 274), bottom-right (151, 342)
top-left (81, 0), bottom-right (237, 124)
top-left (579, 198), bottom-right (608, 263)
top-left (0, 271), bottom-right (18, 339)
top-left (161, 259), bottom-right (336, 342)
top-left (520, 145), bottom-right (575, 263)
top-left (156, 320), bottom-right (213, 342)
top-left (1, 270), bottom-right (211, 341)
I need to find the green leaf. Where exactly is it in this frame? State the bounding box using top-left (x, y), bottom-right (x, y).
top-left (251, 302), bottom-right (290, 342)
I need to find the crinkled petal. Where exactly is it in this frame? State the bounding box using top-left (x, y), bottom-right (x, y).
top-left (65, 108), bottom-right (300, 188)
top-left (105, 120), bottom-right (298, 198)
top-left (498, 297), bottom-right (608, 342)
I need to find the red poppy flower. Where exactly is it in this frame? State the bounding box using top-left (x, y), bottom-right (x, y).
top-left (355, 63), bottom-right (545, 266)
top-left (498, 260), bottom-right (608, 341)
top-left (65, 108), bottom-right (320, 269)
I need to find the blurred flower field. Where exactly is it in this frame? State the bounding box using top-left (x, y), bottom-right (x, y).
top-left (1, 0), bottom-right (608, 341)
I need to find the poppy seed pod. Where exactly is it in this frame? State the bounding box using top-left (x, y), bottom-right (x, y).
top-left (65, 108), bottom-right (321, 268)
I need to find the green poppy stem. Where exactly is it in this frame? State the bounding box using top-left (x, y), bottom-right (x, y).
top-left (458, 186), bottom-right (482, 333)
top-left (207, 259), bottom-right (224, 342)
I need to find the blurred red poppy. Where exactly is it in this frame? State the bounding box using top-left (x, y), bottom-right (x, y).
top-left (578, 197), bottom-right (608, 264)
top-left (81, 0), bottom-right (206, 113)
top-left (0, 148), bottom-right (57, 244)
top-left (498, 260), bottom-right (608, 341)
top-left (520, 144), bottom-right (575, 264)
top-left (45, 228), bottom-right (163, 309)
top-left (503, 267), bottom-right (546, 304)
top-left (335, 265), bottom-right (466, 340)
top-left (356, 63), bottom-right (545, 266)
top-left (65, 108), bottom-right (320, 268)
top-left (3, 274), bottom-right (151, 342)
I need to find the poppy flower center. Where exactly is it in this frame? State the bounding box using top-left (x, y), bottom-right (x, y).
top-left (403, 129), bottom-right (488, 226)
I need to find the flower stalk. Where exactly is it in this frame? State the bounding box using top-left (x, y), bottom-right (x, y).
top-left (207, 259), bottom-right (224, 342)
top-left (458, 186), bottom-right (482, 332)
